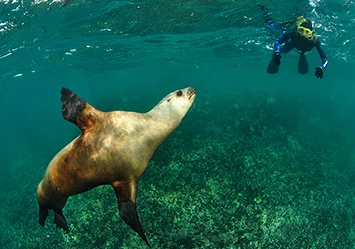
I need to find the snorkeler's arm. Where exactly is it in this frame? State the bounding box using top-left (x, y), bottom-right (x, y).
top-left (315, 38), bottom-right (328, 71)
top-left (273, 31), bottom-right (291, 53)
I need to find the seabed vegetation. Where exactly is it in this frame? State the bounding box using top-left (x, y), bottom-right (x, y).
top-left (1, 89), bottom-right (355, 248)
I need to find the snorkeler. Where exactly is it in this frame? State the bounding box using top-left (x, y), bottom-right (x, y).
top-left (259, 5), bottom-right (328, 79)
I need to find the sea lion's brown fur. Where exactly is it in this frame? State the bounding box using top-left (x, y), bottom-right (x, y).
top-left (37, 87), bottom-right (196, 247)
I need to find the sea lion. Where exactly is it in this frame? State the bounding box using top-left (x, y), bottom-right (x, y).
top-left (37, 87), bottom-right (196, 247)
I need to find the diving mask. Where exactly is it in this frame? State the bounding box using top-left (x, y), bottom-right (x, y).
top-left (295, 16), bottom-right (313, 39)
top-left (297, 25), bottom-right (313, 39)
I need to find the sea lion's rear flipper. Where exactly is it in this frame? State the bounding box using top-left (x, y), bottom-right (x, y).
top-left (112, 181), bottom-right (151, 248)
top-left (54, 210), bottom-right (69, 233)
top-left (60, 87), bottom-right (99, 133)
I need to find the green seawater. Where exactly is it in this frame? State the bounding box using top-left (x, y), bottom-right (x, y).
top-left (1, 0), bottom-right (355, 248)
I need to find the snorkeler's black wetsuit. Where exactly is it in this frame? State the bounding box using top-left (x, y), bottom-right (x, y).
top-left (274, 31), bottom-right (328, 71)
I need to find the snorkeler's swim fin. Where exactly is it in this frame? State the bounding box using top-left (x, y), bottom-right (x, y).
top-left (267, 54), bottom-right (279, 74)
top-left (62, 0), bottom-right (71, 6)
top-left (298, 53), bottom-right (309, 74)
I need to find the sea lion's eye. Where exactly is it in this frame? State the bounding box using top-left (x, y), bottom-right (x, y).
top-left (176, 90), bottom-right (183, 96)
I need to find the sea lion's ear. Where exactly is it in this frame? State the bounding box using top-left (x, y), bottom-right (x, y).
top-left (112, 181), bottom-right (151, 248)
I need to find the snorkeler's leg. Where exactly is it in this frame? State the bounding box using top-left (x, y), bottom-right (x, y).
top-left (258, 4), bottom-right (285, 33)
top-left (280, 40), bottom-right (294, 54)
top-left (298, 52), bottom-right (309, 74)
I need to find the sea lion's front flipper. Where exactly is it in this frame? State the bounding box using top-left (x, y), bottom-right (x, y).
top-left (60, 87), bottom-right (99, 133)
top-left (112, 180), bottom-right (151, 248)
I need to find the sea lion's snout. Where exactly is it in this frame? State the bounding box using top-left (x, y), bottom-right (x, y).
top-left (186, 87), bottom-right (196, 100)
top-left (187, 87), bottom-right (196, 99)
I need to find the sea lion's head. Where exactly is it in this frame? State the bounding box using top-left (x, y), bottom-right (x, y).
top-left (154, 87), bottom-right (196, 118)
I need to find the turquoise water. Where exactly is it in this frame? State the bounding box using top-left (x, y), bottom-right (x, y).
top-left (1, 0), bottom-right (355, 248)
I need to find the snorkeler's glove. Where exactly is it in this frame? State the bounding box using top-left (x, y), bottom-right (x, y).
top-left (315, 66), bottom-right (324, 79)
top-left (274, 52), bottom-right (281, 66)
